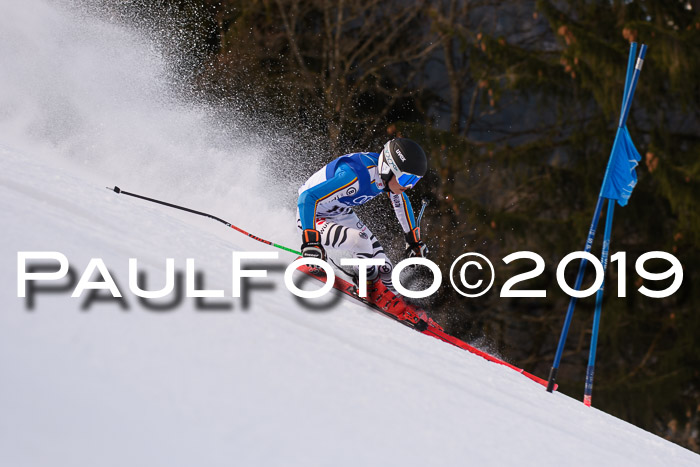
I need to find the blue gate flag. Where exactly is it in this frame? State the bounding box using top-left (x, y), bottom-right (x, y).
top-left (599, 43), bottom-right (647, 207)
top-left (600, 126), bottom-right (641, 206)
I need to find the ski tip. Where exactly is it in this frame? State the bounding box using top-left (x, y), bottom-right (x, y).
top-left (107, 186), bottom-right (121, 194)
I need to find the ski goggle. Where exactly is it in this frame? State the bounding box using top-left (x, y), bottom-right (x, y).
top-left (395, 172), bottom-right (422, 189)
top-left (380, 145), bottom-right (422, 189)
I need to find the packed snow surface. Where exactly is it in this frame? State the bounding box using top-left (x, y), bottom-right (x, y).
top-left (1, 1), bottom-right (698, 466)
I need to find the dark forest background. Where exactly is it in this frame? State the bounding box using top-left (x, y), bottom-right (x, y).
top-left (107, 0), bottom-right (699, 452)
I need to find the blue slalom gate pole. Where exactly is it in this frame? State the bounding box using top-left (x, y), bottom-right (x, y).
top-left (618, 44), bottom-right (647, 128)
top-left (581, 43), bottom-right (646, 405)
top-left (546, 42), bottom-right (644, 393)
top-left (584, 199), bottom-right (615, 406)
top-left (599, 42), bottom-right (639, 197)
top-left (546, 196), bottom-right (604, 392)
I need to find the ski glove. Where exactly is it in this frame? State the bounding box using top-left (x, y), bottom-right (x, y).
top-left (405, 227), bottom-right (428, 258)
top-left (301, 229), bottom-right (327, 261)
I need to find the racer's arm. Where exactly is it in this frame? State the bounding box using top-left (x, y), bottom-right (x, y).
top-left (388, 192), bottom-right (417, 234)
top-left (297, 163), bottom-right (358, 231)
top-left (388, 192), bottom-right (427, 258)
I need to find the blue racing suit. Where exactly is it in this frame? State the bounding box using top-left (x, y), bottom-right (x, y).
top-left (297, 152), bottom-right (418, 286)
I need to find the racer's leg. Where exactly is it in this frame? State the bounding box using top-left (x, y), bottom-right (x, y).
top-left (296, 212), bottom-right (394, 289)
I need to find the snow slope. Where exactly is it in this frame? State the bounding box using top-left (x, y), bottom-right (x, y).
top-left (1, 1), bottom-right (698, 466)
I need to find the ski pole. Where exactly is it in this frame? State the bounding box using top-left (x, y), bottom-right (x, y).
top-left (107, 186), bottom-right (301, 255)
top-left (406, 198), bottom-right (430, 268)
top-left (417, 198), bottom-right (429, 227)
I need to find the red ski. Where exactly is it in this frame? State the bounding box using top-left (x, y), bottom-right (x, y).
top-left (296, 264), bottom-right (555, 390)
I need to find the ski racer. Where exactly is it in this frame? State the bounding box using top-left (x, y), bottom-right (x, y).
top-left (297, 137), bottom-right (431, 326)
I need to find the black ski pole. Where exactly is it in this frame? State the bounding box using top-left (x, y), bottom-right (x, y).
top-left (107, 186), bottom-right (301, 255)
